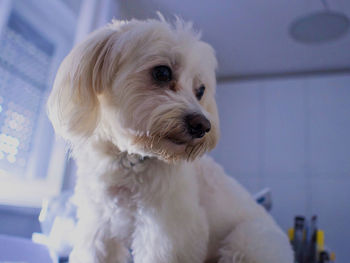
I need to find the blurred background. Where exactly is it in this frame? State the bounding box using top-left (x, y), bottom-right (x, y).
top-left (0, 0), bottom-right (349, 262)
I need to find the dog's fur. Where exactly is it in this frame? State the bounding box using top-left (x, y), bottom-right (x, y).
top-left (48, 18), bottom-right (293, 263)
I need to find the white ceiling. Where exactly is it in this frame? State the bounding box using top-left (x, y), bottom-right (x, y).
top-left (114, 0), bottom-right (350, 79)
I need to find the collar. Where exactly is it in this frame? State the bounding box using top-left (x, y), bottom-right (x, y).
top-left (120, 153), bottom-right (150, 172)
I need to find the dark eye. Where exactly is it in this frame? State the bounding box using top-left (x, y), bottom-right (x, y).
top-left (152, 65), bottom-right (172, 82)
top-left (196, 85), bottom-right (205, 100)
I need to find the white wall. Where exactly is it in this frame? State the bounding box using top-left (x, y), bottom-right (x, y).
top-left (211, 74), bottom-right (350, 262)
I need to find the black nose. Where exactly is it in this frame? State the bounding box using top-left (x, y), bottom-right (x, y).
top-left (185, 114), bottom-right (211, 138)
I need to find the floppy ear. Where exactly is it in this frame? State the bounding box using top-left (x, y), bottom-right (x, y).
top-left (47, 26), bottom-right (120, 142)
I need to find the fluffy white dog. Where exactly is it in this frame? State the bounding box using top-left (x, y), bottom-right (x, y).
top-left (48, 17), bottom-right (294, 263)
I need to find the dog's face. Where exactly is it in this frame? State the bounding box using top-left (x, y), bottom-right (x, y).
top-left (48, 19), bottom-right (219, 162)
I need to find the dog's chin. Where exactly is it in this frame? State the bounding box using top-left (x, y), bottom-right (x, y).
top-left (158, 135), bottom-right (207, 162)
top-left (133, 132), bottom-right (210, 162)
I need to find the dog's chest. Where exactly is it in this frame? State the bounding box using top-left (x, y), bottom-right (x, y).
top-left (104, 154), bottom-right (152, 205)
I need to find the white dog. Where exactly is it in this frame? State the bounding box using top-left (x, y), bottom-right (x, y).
top-left (48, 17), bottom-right (293, 263)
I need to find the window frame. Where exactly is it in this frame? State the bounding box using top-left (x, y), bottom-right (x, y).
top-left (0, 0), bottom-right (114, 208)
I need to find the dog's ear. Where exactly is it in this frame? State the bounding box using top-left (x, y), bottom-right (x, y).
top-left (47, 26), bottom-right (120, 142)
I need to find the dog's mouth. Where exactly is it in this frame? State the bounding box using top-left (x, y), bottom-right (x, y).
top-left (163, 125), bottom-right (193, 146)
top-left (165, 133), bottom-right (204, 147)
top-left (166, 136), bottom-right (189, 145)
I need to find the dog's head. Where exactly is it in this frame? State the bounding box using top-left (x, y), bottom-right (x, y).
top-left (48, 18), bottom-right (219, 162)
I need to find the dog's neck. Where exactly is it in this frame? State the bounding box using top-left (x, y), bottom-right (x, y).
top-left (73, 137), bottom-right (186, 202)
top-left (75, 137), bottom-right (156, 173)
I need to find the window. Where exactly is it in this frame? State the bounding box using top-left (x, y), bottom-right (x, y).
top-left (0, 0), bottom-right (81, 207)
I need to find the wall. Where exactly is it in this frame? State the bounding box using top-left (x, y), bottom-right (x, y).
top-left (0, 206), bottom-right (40, 238)
top-left (210, 73), bottom-right (350, 262)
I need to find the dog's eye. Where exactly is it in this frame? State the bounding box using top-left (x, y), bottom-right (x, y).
top-left (196, 85), bottom-right (205, 100)
top-left (152, 65), bottom-right (172, 82)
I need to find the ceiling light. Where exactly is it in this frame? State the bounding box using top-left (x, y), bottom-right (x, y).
top-left (289, 0), bottom-right (350, 44)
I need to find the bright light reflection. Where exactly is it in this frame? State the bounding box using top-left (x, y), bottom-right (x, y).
top-left (7, 155), bottom-right (16, 163)
top-left (0, 133), bottom-right (20, 163)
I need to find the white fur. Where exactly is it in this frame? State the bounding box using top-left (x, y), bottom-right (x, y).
top-left (48, 18), bottom-right (293, 263)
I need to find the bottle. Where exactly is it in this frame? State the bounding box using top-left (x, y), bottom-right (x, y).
top-left (306, 215), bottom-right (317, 263)
top-left (293, 216), bottom-right (305, 263)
